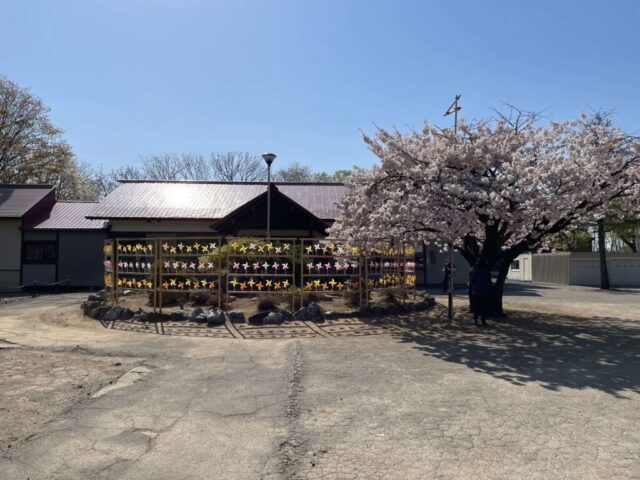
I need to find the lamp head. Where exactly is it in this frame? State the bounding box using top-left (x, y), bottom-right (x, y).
top-left (262, 152), bottom-right (276, 166)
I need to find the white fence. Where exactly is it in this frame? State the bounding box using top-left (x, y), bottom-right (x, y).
top-left (508, 252), bottom-right (640, 287)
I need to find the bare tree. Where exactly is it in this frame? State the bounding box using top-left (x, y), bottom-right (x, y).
top-left (180, 153), bottom-right (210, 180)
top-left (313, 169), bottom-right (352, 183)
top-left (0, 75), bottom-right (76, 188)
top-left (53, 161), bottom-right (102, 201)
top-left (138, 154), bottom-right (187, 180)
top-left (209, 152), bottom-right (266, 181)
top-left (272, 163), bottom-right (350, 183)
top-left (86, 154), bottom-right (349, 198)
top-left (87, 164), bottom-right (143, 198)
top-left (141, 153), bottom-right (212, 181)
top-left (273, 162), bottom-right (314, 182)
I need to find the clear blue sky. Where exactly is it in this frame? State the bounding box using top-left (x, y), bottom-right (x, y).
top-left (1, 0), bottom-right (639, 174)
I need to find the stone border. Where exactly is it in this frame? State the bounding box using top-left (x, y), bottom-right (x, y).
top-left (82, 291), bottom-right (435, 339)
top-left (108, 316), bottom-right (395, 339)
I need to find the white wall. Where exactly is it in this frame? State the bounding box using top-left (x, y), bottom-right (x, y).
top-left (0, 219), bottom-right (22, 291)
top-left (569, 253), bottom-right (640, 287)
top-left (609, 258), bottom-right (640, 286)
top-left (508, 252), bottom-right (640, 287)
top-left (507, 253), bottom-right (533, 281)
top-left (568, 260), bottom-right (600, 286)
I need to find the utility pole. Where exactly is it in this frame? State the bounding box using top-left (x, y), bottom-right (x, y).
top-left (444, 95), bottom-right (461, 323)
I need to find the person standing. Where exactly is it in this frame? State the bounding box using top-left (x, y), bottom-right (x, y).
top-left (470, 264), bottom-right (492, 326)
top-left (442, 260), bottom-right (452, 293)
top-left (467, 266), bottom-right (475, 313)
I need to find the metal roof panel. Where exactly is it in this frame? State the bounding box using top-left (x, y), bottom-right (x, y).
top-left (87, 181), bottom-right (346, 220)
top-left (31, 201), bottom-right (107, 230)
top-left (0, 185), bottom-right (54, 218)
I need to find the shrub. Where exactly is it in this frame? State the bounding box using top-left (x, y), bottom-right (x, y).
top-left (302, 292), bottom-right (320, 307)
top-left (257, 295), bottom-right (278, 312)
top-left (302, 291), bottom-right (334, 307)
top-left (380, 288), bottom-right (398, 304)
top-left (343, 290), bottom-right (361, 308)
top-left (190, 291), bottom-right (218, 306)
top-left (149, 291), bottom-right (187, 307)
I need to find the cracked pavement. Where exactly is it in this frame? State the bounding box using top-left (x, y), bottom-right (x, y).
top-left (1, 289), bottom-right (639, 479)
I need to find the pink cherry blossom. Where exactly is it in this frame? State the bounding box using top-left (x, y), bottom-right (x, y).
top-left (329, 110), bottom-right (640, 311)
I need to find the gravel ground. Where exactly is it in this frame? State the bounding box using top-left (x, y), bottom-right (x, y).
top-left (0, 290), bottom-right (638, 479)
top-left (0, 347), bottom-right (139, 450)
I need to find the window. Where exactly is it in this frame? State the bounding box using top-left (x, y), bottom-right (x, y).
top-left (510, 260), bottom-right (520, 271)
top-left (429, 251), bottom-right (437, 264)
top-left (23, 241), bottom-right (56, 264)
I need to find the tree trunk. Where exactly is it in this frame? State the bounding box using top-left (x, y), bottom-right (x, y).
top-left (597, 219), bottom-right (610, 290)
top-left (490, 261), bottom-right (510, 317)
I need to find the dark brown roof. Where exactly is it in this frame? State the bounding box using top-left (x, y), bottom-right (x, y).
top-left (0, 184), bottom-right (54, 218)
top-left (30, 201), bottom-right (107, 230)
top-left (87, 180), bottom-right (346, 220)
top-left (210, 186), bottom-right (330, 233)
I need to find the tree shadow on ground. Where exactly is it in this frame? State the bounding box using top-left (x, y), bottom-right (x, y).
top-left (370, 304), bottom-right (640, 397)
top-left (420, 282), bottom-right (555, 297)
top-left (503, 282), bottom-right (554, 296)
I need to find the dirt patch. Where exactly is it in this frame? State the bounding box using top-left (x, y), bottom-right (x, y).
top-left (39, 302), bottom-right (106, 331)
top-left (0, 295), bottom-right (34, 305)
top-left (0, 347), bottom-right (140, 451)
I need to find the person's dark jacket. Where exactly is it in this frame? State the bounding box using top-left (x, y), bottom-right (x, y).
top-left (470, 268), bottom-right (492, 297)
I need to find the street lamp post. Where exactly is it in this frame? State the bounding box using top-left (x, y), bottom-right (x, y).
top-left (262, 153), bottom-right (277, 240)
top-left (444, 95), bottom-right (461, 324)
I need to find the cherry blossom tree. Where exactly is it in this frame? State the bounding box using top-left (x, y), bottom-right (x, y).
top-left (329, 109), bottom-right (639, 315)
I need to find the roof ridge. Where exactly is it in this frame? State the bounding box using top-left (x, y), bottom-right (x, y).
top-left (56, 200), bottom-right (100, 203)
top-left (117, 179), bottom-right (345, 186)
top-left (0, 184), bottom-right (54, 189)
